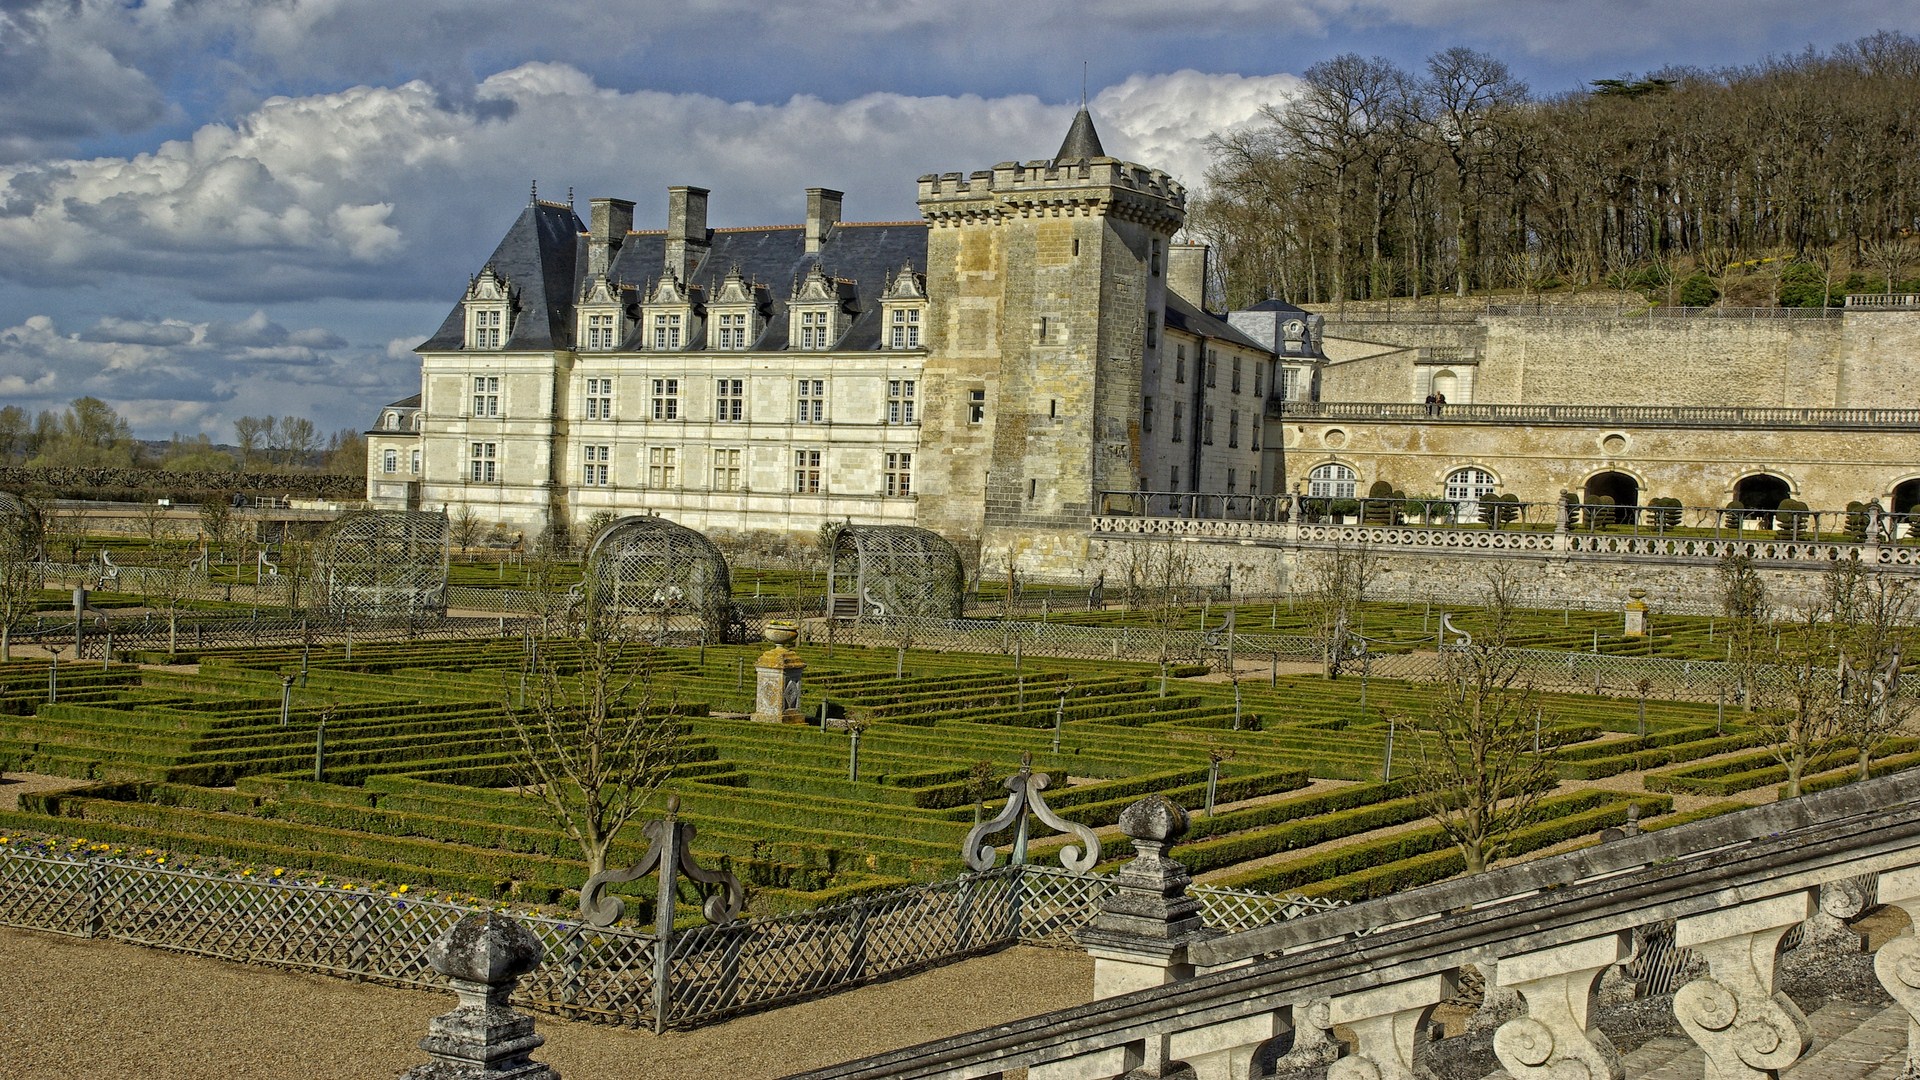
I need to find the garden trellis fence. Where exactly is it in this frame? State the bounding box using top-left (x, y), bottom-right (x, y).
top-left (0, 849), bottom-right (1337, 1030)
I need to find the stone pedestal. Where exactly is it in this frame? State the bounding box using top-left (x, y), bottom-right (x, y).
top-left (754, 645), bottom-right (805, 723)
top-left (1624, 589), bottom-right (1648, 637)
top-left (402, 912), bottom-right (559, 1079)
top-left (1075, 795), bottom-right (1221, 998)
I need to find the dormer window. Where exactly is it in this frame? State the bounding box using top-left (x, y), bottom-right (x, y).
top-left (708, 266), bottom-right (767, 351)
top-left (789, 264), bottom-right (851, 351)
top-left (879, 263), bottom-right (928, 351)
top-left (653, 313), bottom-right (683, 350)
top-left (642, 272), bottom-right (704, 352)
top-left (576, 274), bottom-right (631, 352)
top-left (463, 266), bottom-right (516, 350)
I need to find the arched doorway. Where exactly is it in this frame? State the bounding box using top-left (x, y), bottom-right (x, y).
top-left (1733, 474), bottom-right (1791, 513)
top-left (1893, 478), bottom-right (1920, 516)
top-left (1584, 471), bottom-right (1640, 523)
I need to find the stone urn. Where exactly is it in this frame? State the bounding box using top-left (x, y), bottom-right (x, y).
top-left (764, 620), bottom-right (799, 645)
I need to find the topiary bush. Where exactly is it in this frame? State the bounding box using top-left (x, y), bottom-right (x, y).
top-left (1775, 498), bottom-right (1810, 539)
top-left (1647, 497), bottom-right (1683, 528)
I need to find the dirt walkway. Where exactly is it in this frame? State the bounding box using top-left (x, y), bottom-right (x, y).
top-left (0, 772), bottom-right (93, 812)
top-left (0, 926), bottom-right (1090, 1080)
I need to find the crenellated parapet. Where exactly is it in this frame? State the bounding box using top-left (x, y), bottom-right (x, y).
top-left (916, 157), bottom-right (1186, 231)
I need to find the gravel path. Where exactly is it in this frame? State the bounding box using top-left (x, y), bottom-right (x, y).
top-left (0, 927), bottom-right (1090, 1080)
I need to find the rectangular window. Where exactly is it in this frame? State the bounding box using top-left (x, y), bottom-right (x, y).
top-left (1203, 405), bottom-right (1214, 445)
top-left (472, 309), bottom-right (503, 349)
top-left (889, 307), bottom-right (921, 348)
top-left (1171, 401), bottom-right (1184, 443)
top-left (1228, 410), bottom-right (1240, 448)
top-left (650, 378), bottom-right (679, 421)
top-left (794, 449), bottom-right (822, 493)
top-left (1228, 467), bottom-right (1237, 491)
top-left (1253, 365), bottom-right (1263, 398)
top-left (381, 449), bottom-right (397, 474)
top-left (652, 313), bottom-right (682, 350)
top-left (584, 377), bottom-right (612, 420)
top-left (800, 309), bottom-right (831, 350)
top-left (1253, 421), bottom-right (1261, 452)
top-left (468, 441), bottom-right (496, 482)
top-left (585, 313), bottom-right (616, 351)
top-left (646, 446), bottom-right (677, 489)
top-left (1250, 469), bottom-right (1258, 493)
top-left (887, 379), bottom-right (916, 424)
top-left (1175, 345), bottom-right (1186, 384)
top-left (1231, 357), bottom-right (1242, 394)
top-left (968, 389), bottom-right (986, 424)
top-left (1170, 464), bottom-right (1180, 488)
top-left (1142, 396), bottom-right (1154, 433)
top-left (715, 312), bottom-right (749, 350)
top-left (410, 449), bottom-right (421, 475)
top-left (712, 448), bottom-right (743, 491)
top-left (885, 452), bottom-right (912, 497)
top-left (1146, 312), bottom-right (1158, 348)
top-left (471, 376), bottom-right (499, 418)
top-left (1279, 367), bottom-right (1301, 401)
top-left (715, 378), bottom-right (745, 422)
top-left (581, 444), bottom-right (611, 486)
top-left (1205, 352), bottom-right (1217, 388)
top-left (796, 379), bottom-right (826, 423)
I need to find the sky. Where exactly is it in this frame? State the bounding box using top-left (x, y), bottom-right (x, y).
top-left (0, 0), bottom-right (1910, 444)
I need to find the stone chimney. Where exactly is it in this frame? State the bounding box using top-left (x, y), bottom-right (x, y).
top-left (588, 197), bottom-right (634, 277)
top-left (1168, 243), bottom-right (1209, 307)
top-left (665, 185), bottom-right (710, 281)
top-left (806, 188), bottom-right (843, 254)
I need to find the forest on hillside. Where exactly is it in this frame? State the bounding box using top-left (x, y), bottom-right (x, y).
top-left (1191, 31), bottom-right (1920, 309)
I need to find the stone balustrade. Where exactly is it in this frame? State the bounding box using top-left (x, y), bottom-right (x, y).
top-left (785, 770), bottom-right (1920, 1080)
top-left (1271, 400), bottom-right (1920, 428)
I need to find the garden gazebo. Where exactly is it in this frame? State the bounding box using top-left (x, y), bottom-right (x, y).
top-left (826, 525), bottom-right (964, 623)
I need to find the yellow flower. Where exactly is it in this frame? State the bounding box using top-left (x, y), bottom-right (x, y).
top-left (396, 884), bottom-right (409, 894)
top-left (273, 868), bottom-right (285, 877)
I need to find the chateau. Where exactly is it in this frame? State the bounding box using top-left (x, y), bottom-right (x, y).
top-left (369, 107), bottom-right (1920, 576)
top-left (367, 110), bottom-right (1292, 571)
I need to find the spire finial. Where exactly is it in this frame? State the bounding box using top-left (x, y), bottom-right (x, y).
top-left (567, 186), bottom-right (574, 207)
top-left (1082, 61), bottom-right (1088, 108)
top-left (529, 180), bottom-right (537, 205)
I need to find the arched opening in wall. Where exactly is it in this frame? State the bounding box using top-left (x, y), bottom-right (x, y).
top-left (1431, 370), bottom-right (1458, 404)
top-left (1444, 466), bottom-right (1497, 524)
top-left (1584, 471), bottom-right (1640, 524)
top-left (1733, 474), bottom-right (1791, 512)
top-left (1892, 479), bottom-right (1920, 539)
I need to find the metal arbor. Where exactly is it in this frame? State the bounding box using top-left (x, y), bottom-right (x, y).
top-left (583, 516), bottom-right (734, 640)
top-left (826, 525), bottom-right (964, 622)
top-left (317, 510), bottom-right (449, 620)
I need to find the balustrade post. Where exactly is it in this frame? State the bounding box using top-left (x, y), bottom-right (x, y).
top-left (1491, 931), bottom-right (1631, 1080)
top-left (1671, 890), bottom-right (1815, 1080)
top-left (400, 912), bottom-right (559, 1080)
top-left (1074, 795), bottom-right (1218, 998)
top-left (1873, 865), bottom-right (1920, 1076)
top-left (1324, 972), bottom-right (1458, 1080)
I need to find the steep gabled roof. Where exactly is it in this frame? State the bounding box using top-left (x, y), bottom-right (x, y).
top-left (417, 200), bottom-right (585, 352)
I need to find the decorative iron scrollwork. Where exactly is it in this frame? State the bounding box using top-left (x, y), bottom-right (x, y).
top-left (580, 795), bottom-right (745, 928)
top-left (962, 752), bottom-right (1101, 873)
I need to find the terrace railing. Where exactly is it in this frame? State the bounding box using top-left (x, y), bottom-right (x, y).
top-left (789, 769), bottom-right (1920, 1080)
top-left (1271, 400), bottom-right (1920, 428)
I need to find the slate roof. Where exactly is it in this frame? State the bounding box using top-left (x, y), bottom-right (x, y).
top-left (1164, 292), bottom-right (1274, 355)
top-left (416, 199), bottom-right (928, 354)
top-left (1055, 107), bottom-right (1106, 162)
top-left (1241, 298), bottom-right (1310, 314)
top-left (418, 201), bottom-right (585, 352)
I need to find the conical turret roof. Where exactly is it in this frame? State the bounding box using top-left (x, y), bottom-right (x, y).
top-left (1054, 107), bottom-right (1105, 163)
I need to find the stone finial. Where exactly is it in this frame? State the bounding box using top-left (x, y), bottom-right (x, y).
top-left (403, 913), bottom-right (559, 1079)
top-left (1120, 794), bottom-right (1189, 854)
top-left (1080, 796), bottom-right (1214, 949)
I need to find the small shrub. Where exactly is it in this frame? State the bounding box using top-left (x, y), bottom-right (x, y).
top-left (1647, 497), bottom-right (1683, 528)
top-left (1677, 271), bottom-right (1720, 307)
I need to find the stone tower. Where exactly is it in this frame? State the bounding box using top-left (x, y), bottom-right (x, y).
top-left (914, 109), bottom-right (1187, 575)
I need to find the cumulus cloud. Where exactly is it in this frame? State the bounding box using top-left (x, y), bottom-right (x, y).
top-left (0, 311), bottom-right (397, 439)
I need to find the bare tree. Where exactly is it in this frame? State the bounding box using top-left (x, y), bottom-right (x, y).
top-left (1754, 601), bottom-right (1849, 799)
top-left (233, 416), bottom-right (274, 470)
top-left (508, 604), bottom-right (683, 881)
top-left (1298, 542), bottom-right (1375, 678)
top-left (0, 501), bottom-right (42, 660)
top-left (1404, 566), bottom-right (1556, 873)
top-left (1822, 559), bottom-right (1914, 780)
top-left (1717, 553), bottom-right (1771, 711)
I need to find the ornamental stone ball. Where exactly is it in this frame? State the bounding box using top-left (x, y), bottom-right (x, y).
top-left (427, 912), bottom-right (545, 985)
top-left (1120, 793), bottom-right (1189, 849)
